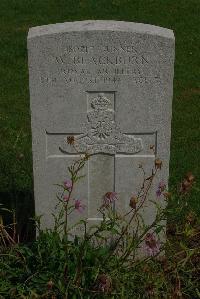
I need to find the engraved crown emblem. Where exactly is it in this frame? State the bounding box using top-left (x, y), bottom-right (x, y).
top-left (60, 92), bottom-right (143, 155)
top-left (91, 93), bottom-right (111, 110)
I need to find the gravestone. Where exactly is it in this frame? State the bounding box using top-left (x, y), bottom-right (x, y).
top-left (28, 21), bottom-right (174, 234)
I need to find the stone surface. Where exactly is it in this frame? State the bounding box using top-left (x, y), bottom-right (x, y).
top-left (28, 20), bottom-right (175, 233)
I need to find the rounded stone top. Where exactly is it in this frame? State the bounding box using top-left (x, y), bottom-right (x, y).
top-left (28, 20), bottom-right (174, 40)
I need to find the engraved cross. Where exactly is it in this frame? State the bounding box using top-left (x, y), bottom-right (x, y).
top-left (58, 92), bottom-right (144, 221)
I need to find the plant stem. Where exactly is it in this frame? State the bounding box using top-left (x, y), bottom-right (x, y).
top-left (103, 168), bottom-right (157, 263)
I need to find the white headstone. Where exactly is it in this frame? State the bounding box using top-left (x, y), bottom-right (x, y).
top-left (28, 21), bottom-right (175, 233)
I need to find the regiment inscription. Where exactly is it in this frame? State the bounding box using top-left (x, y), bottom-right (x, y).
top-left (40, 40), bottom-right (162, 86)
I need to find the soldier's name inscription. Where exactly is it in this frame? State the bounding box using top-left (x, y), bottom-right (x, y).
top-left (40, 42), bottom-right (162, 86)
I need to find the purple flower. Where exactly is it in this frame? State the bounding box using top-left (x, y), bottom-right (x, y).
top-left (74, 199), bottom-right (85, 213)
top-left (158, 181), bottom-right (166, 190)
top-left (64, 179), bottom-right (72, 191)
top-left (144, 232), bottom-right (161, 257)
top-left (63, 195), bottom-right (69, 202)
top-left (156, 181), bottom-right (166, 197)
top-left (156, 189), bottom-right (162, 197)
top-left (103, 192), bottom-right (118, 206)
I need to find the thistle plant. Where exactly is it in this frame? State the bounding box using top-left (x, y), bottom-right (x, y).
top-left (0, 140), bottom-right (199, 298)
top-left (54, 152), bottom-right (89, 236)
top-left (42, 140), bottom-right (169, 292)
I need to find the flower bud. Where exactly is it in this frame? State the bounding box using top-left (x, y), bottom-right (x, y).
top-left (66, 135), bottom-right (75, 145)
top-left (18, 153), bottom-right (24, 160)
top-left (47, 280), bottom-right (54, 290)
top-left (185, 172), bottom-right (195, 183)
top-left (186, 212), bottom-right (196, 224)
top-left (163, 192), bottom-right (171, 199)
top-left (64, 179), bottom-right (72, 191)
top-left (96, 274), bottom-right (112, 293)
top-left (180, 179), bottom-right (191, 193)
top-left (103, 192), bottom-right (117, 206)
top-left (63, 195), bottom-right (69, 202)
top-left (129, 196), bottom-right (138, 209)
top-left (84, 152), bottom-right (90, 160)
top-left (155, 158), bottom-right (162, 169)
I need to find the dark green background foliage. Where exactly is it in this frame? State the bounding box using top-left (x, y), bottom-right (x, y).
top-left (0, 0), bottom-right (200, 223)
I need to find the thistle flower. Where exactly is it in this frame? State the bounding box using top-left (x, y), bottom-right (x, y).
top-left (64, 179), bottom-right (72, 191)
top-left (103, 192), bottom-right (118, 206)
top-left (74, 199), bottom-right (85, 213)
top-left (144, 232), bottom-right (161, 257)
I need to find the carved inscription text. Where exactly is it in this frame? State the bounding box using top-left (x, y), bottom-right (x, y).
top-left (40, 42), bottom-right (161, 86)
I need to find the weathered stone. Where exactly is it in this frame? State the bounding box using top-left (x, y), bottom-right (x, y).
top-left (28, 21), bottom-right (175, 233)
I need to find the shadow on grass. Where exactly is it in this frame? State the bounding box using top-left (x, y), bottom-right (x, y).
top-left (0, 190), bottom-right (35, 242)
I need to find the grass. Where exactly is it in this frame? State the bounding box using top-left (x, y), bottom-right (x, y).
top-left (0, 0), bottom-right (200, 230)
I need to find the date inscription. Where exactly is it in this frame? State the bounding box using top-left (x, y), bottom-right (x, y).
top-left (40, 43), bottom-right (161, 86)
